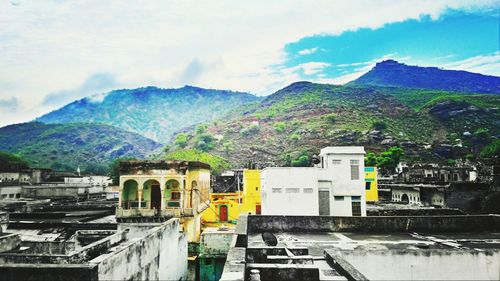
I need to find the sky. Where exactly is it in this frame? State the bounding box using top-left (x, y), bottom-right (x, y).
top-left (0, 0), bottom-right (499, 126)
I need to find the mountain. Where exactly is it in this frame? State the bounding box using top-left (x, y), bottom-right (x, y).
top-left (349, 60), bottom-right (500, 94)
top-left (37, 86), bottom-right (260, 143)
top-left (0, 122), bottom-right (162, 173)
top-left (164, 82), bottom-right (500, 167)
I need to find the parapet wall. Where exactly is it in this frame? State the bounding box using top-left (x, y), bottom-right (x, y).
top-left (246, 215), bottom-right (500, 233)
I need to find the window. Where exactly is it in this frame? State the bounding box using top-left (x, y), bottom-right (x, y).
top-left (303, 188), bottom-right (313, 193)
top-left (15, 194), bottom-right (20, 198)
top-left (350, 160), bottom-right (360, 180)
top-left (352, 196), bottom-right (361, 202)
top-left (352, 201), bottom-right (361, 216)
top-left (365, 182), bottom-right (371, 190)
top-left (285, 188), bottom-right (300, 193)
top-left (334, 196), bottom-right (344, 201)
top-left (332, 159), bottom-right (341, 165)
top-left (272, 188), bottom-right (282, 193)
top-left (171, 192), bottom-right (181, 200)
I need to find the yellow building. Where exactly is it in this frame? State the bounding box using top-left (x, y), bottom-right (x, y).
top-left (365, 166), bottom-right (379, 202)
top-left (202, 169), bottom-right (261, 227)
top-left (116, 160), bottom-right (211, 242)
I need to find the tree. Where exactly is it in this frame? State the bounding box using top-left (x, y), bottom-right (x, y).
top-left (0, 151), bottom-right (29, 171)
top-left (372, 120), bottom-right (387, 130)
top-left (291, 155), bottom-right (309, 167)
top-left (164, 149), bottom-right (230, 174)
top-left (364, 152), bottom-right (377, 166)
top-left (174, 133), bottom-right (189, 148)
top-left (480, 139), bottom-right (500, 158)
top-left (365, 147), bottom-right (404, 174)
top-left (109, 157), bottom-right (137, 185)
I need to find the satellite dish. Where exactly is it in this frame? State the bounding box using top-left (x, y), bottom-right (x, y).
top-left (311, 155), bottom-right (321, 165)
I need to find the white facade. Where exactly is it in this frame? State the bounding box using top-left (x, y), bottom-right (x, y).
top-left (64, 176), bottom-right (112, 187)
top-left (261, 146), bottom-right (366, 216)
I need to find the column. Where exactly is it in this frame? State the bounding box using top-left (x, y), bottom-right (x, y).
top-left (118, 177), bottom-right (123, 208)
top-left (160, 176), bottom-right (165, 210)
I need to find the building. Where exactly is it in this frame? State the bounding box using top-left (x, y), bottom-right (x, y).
top-left (116, 160), bottom-right (211, 242)
top-left (0, 218), bottom-right (188, 281)
top-left (260, 146), bottom-right (366, 216)
top-left (221, 214), bottom-right (500, 281)
top-left (364, 166), bottom-right (378, 202)
top-left (198, 227), bottom-right (234, 281)
top-left (202, 169), bottom-right (262, 226)
top-left (64, 175), bottom-right (112, 187)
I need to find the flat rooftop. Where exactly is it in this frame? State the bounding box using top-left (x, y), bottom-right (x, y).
top-left (221, 215), bottom-right (500, 281)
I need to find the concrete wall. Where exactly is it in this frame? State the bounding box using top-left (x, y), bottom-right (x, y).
top-left (261, 168), bottom-right (318, 215)
top-left (0, 186), bottom-right (22, 200)
top-left (245, 215), bottom-right (500, 233)
top-left (339, 249), bottom-right (500, 280)
top-left (98, 220), bottom-right (187, 280)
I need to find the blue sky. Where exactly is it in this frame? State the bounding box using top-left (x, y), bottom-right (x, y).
top-left (281, 9), bottom-right (499, 83)
top-left (0, 0), bottom-right (498, 125)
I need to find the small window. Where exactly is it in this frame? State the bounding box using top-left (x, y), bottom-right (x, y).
top-left (352, 196), bottom-right (361, 202)
top-left (9, 194), bottom-right (14, 198)
top-left (365, 182), bottom-right (371, 190)
top-left (350, 160), bottom-right (359, 165)
top-left (171, 192), bottom-right (181, 200)
top-left (351, 163), bottom-right (360, 180)
top-left (334, 196), bottom-right (344, 201)
top-left (272, 188), bottom-right (282, 193)
top-left (255, 187), bottom-right (258, 191)
top-left (303, 188), bottom-right (313, 193)
top-left (285, 188), bottom-right (300, 193)
top-left (15, 194), bottom-right (20, 198)
top-left (332, 160), bottom-right (341, 165)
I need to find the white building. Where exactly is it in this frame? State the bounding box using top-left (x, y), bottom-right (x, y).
top-left (260, 146), bottom-right (366, 216)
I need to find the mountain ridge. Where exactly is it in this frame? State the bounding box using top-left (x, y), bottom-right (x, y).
top-left (37, 86), bottom-right (260, 143)
top-left (349, 59), bottom-right (500, 94)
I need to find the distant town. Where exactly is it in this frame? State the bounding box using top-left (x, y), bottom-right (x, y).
top-left (0, 144), bottom-right (498, 280)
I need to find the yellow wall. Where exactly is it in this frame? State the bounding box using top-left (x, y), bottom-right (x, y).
top-left (365, 167), bottom-right (379, 202)
top-left (201, 169), bottom-right (262, 226)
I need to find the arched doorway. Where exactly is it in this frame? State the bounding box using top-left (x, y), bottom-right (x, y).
top-left (401, 194), bottom-right (409, 204)
top-left (122, 180), bottom-right (138, 209)
top-left (144, 179), bottom-right (161, 210)
top-left (165, 179), bottom-right (181, 208)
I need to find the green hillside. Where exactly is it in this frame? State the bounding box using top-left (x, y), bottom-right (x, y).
top-left (164, 82), bottom-right (500, 167)
top-left (37, 86), bottom-right (260, 143)
top-left (0, 122), bottom-right (162, 174)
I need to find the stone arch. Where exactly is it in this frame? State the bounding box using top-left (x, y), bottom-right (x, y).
top-left (144, 179), bottom-right (161, 210)
top-left (165, 179), bottom-right (181, 208)
top-left (401, 193), bottom-right (409, 204)
top-left (122, 179), bottom-right (138, 209)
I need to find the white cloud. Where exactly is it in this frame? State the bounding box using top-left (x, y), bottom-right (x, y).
top-left (442, 52), bottom-right (500, 76)
top-left (0, 0), bottom-right (497, 126)
top-left (298, 47), bottom-right (319, 55)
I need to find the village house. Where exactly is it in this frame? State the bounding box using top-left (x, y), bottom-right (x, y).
top-left (116, 160), bottom-right (211, 242)
top-left (260, 146), bottom-right (367, 216)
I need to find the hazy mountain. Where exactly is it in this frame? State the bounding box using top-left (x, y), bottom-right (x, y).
top-left (37, 86), bottom-right (260, 143)
top-left (0, 122), bottom-right (162, 173)
top-left (349, 60), bottom-right (500, 94)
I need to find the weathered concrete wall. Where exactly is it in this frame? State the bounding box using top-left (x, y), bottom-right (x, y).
top-left (339, 249), bottom-right (500, 280)
top-left (246, 215), bottom-right (500, 233)
top-left (0, 233), bottom-right (21, 252)
top-left (0, 264), bottom-right (98, 281)
top-left (21, 240), bottom-right (75, 254)
top-left (95, 219), bottom-right (187, 280)
top-left (200, 229), bottom-right (234, 257)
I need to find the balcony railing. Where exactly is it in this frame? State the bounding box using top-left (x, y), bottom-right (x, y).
top-left (121, 200), bottom-right (148, 209)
